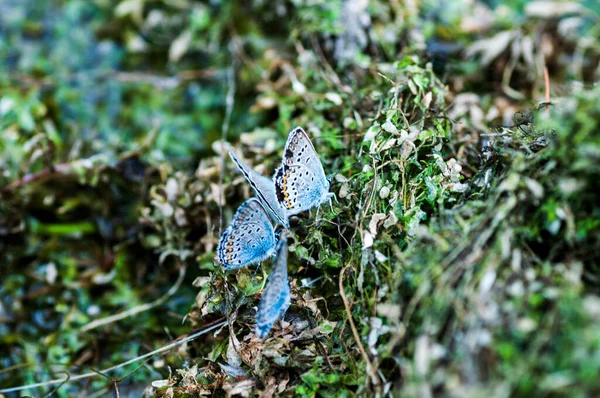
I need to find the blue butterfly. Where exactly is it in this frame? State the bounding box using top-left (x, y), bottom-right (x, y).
top-left (256, 237), bottom-right (290, 339)
top-left (274, 126), bottom-right (333, 217)
top-left (216, 198), bottom-right (277, 270)
top-left (221, 126), bottom-right (331, 338)
top-left (230, 127), bottom-right (332, 227)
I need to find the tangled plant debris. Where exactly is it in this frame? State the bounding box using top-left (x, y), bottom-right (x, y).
top-left (1, 0), bottom-right (599, 397)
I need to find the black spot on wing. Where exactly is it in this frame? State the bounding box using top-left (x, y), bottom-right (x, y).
top-left (274, 166), bottom-right (286, 202)
top-left (285, 147), bottom-right (294, 161)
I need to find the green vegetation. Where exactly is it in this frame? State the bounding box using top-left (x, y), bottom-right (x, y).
top-left (1, 0), bottom-right (599, 396)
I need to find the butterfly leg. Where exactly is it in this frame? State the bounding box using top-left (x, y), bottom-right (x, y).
top-left (252, 262), bottom-right (264, 278)
top-left (327, 192), bottom-right (337, 212)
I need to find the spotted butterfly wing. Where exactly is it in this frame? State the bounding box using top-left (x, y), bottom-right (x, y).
top-left (256, 238), bottom-right (291, 339)
top-left (274, 127), bottom-right (331, 216)
top-left (229, 151), bottom-right (289, 227)
top-left (216, 198), bottom-right (277, 270)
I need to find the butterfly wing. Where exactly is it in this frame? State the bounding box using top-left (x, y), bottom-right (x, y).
top-left (274, 163), bottom-right (326, 216)
top-left (255, 238), bottom-right (291, 339)
top-left (274, 127), bottom-right (330, 216)
top-left (216, 198), bottom-right (277, 270)
top-left (282, 127), bottom-right (327, 179)
top-left (229, 151), bottom-right (289, 227)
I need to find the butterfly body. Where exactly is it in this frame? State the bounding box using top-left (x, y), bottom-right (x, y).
top-left (229, 151), bottom-right (289, 227)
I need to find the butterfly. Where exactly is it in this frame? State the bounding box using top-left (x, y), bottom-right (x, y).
top-left (216, 198), bottom-right (277, 270)
top-left (230, 127), bottom-right (332, 226)
top-left (229, 151), bottom-right (289, 228)
top-left (274, 126), bottom-right (333, 217)
top-left (256, 237), bottom-right (291, 339)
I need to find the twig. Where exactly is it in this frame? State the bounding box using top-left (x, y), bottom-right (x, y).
top-left (2, 163), bottom-right (73, 192)
top-left (543, 66), bottom-right (550, 112)
top-left (480, 132), bottom-right (510, 137)
top-left (42, 371), bottom-right (70, 398)
top-left (218, 47), bottom-right (238, 344)
top-left (310, 34), bottom-right (352, 94)
top-left (80, 265), bottom-right (187, 332)
top-left (113, 381), bottom-right (120, 398)
top-left (0, 320), bottom-right (226, 394)
top-left (338, 265), bottom-right (381, 390)
top-left (219, 44), bottom-right (237, 236)
top-left (9, 69), bottom-right (222, 90)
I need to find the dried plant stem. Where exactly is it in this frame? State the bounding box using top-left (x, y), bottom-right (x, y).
top-left (544, 66), bottom-right (550, 112)
top-left (338, 264), bottom-right (381, 390)
top-left (2, 163), bottom-right (73, 192)
top-left (0, 320), bottom-right (226, 394)
top-left (80, 265), bottom-right (186, 332)
top-left (218, 48), bottom-right (237, 236)
top-left (10, 68), bottom-right (222, 90)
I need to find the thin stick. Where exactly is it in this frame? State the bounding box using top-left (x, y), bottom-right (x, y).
top-left (9, 68), bottom-right (222, 90)
top-left (80, 265), bottom-right (186, 332)
top-left (338, 265), bottom-right (381, 389)
top-left (2, 163), bottom-right (73, 192)
top-left (113, 380), bottom-right (120, 398)
top-left (0, 320), bottom-right (226, 394)
top-left (219, 46), bottom-right (237, 236)
top-left (543, 66), bottom-right (550, 112)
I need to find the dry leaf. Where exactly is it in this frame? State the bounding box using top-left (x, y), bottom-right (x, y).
top-left (369, 213), bottom-right (387, 236)
top-left (466, 31), bottom-right (515, 66)
top-left (169, 29), bottom-right (192, 63)
top-left (525, 1), bottom-right (584, 18)
top-left (381, 120), bottom-right (398, 134)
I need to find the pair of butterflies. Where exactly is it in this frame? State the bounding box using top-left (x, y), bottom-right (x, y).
top-left (216, 127), bottom-right (332, 339)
